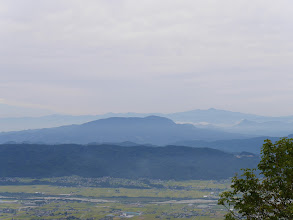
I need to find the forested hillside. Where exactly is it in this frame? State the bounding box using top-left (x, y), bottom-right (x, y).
top-left (0, 144), bottom-right (259, 180)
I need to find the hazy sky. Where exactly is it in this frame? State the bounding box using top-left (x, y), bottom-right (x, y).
top-left (1, 0), bottom-right (293, 116)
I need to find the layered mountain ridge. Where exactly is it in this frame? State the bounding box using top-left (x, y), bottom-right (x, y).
top-left (1, 108), bottom-right (293, 136)
top-left (0, 116), bottom-right (249, 145)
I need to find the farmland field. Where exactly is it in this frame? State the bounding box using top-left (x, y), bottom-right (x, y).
top-left (0, 177), bottom-right (229, 219)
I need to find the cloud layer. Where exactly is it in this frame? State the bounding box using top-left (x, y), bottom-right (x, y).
top-left (1, 0), bottom-right (293, 116)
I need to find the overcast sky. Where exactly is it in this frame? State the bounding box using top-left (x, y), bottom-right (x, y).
top-left (0, 0), bottom-right (293, 116)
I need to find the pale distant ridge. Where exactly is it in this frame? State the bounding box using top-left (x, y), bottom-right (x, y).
top-left (0, 116), bottom-right (248, 145)
top-left (1, 108), bottom-right (293, 136)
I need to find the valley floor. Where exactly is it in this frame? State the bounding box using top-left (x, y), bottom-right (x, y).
top-left (0, 177), bottom-right (229, 219)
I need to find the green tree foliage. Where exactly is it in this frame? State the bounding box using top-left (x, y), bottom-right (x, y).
top-left (218, 138), bottom-right (293, 219)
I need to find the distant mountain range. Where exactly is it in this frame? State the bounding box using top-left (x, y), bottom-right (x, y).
top-left (0, 116), bottom-right (249, 145)
top-left (0, 106), bottom-right (286, 180)
top-left (1, 107), bottom-right (293, 136)
top-left (0, 143), bottom-right (259, 180)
